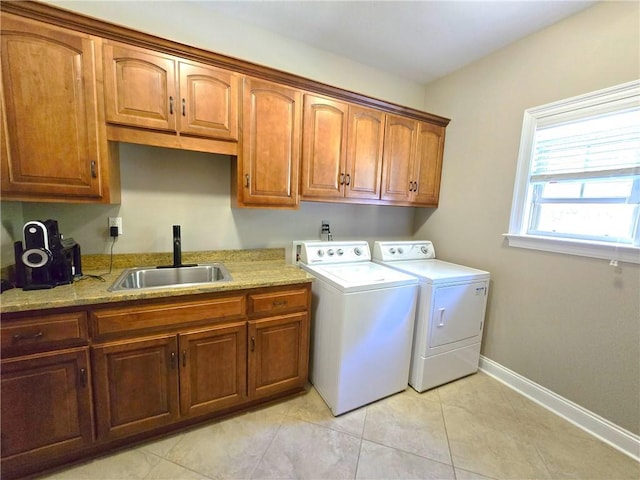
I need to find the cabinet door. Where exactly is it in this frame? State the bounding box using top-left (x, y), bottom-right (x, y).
top-left (248, 312), bottom-right (309, 400)
top-left (239, 77), bottom-right (301, 207)
top-left (0, 348), bottom-right (93, 478)
top-left (300, 95), bottom-right (348, 199)
top-left (380, 115), bottom-right (417, 202)
top-left (178, 322), bottom-right (247, 418)
top-left (92, 334), bottom-right (179, 441)
top-left (412, 122), bottom-right (445, 206)
top-left (0, 14), bottom-right (103, 199)
top-left (178, 61), bottom-right (239, 140)
top-left (103, 42), bottom-right (177, 131)
top-left (346, 106), bottom-right (385, 200)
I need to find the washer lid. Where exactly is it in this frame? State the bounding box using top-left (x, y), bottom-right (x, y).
top-left (300, 261), bottom-right (417, 293)
top-left (377, 259), bottom-right (490, 284)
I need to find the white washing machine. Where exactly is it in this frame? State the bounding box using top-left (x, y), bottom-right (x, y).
top-left (299, 241), bottom-right (418, 415)
top-left (373, 241), bottom-right (490, 392)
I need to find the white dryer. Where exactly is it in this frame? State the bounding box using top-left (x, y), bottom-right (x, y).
top-left (373, 241), bottom-right (490, 392)
top-left (299, 241), bottom-right (418, 415)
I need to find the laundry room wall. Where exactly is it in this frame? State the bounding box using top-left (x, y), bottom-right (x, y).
top-left (415, 1), bottom-right (640, 435)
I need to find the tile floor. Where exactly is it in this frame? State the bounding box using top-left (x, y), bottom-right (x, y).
top-left (41, 372), bottom-right (639, 480)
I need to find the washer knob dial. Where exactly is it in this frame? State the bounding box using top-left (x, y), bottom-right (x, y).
top-left (337, 249), bottom-right (344, 256)
top-left (420, 246), bottom-right (428, 254)
top-left (353, 247), bottom-right (362, 256)
top-left (327, 249), bottom-right (335, 256)
top-left (317, 249), bottom-right (324, 257)
top-left (398, 247), bottom-right (404, 254)
top-left (389, 247), bottom-right (396, 254)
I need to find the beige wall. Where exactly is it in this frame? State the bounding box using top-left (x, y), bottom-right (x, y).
top-left (415, 1), bottom-right (640, 434)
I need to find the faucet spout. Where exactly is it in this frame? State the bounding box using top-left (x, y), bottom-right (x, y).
top-left (173, 225), bottom-right (182, 267)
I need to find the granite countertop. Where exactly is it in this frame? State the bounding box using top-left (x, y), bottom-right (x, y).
top-left (0, 248), bottom-right (313, 314)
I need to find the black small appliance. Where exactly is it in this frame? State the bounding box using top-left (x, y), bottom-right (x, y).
top-left (14, 219), bottom-right (82, 290)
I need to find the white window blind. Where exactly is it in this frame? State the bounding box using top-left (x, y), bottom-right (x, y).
top-left (531, 108), bottom-right (640, 182)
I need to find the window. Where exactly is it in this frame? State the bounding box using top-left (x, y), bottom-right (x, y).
top-left (506, 80), bottom-right (640, 264)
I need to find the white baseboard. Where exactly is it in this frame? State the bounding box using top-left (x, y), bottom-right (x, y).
top-left (479, 355), bottom-right (640, 463)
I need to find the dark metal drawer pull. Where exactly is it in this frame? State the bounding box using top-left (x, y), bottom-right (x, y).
top-left (12, 331), bottom-right (44, 342)
top-left (272, 300), bottom-right (288, 307)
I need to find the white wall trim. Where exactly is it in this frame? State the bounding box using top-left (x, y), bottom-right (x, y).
top-left (479, 355), bottom-right (640, 462)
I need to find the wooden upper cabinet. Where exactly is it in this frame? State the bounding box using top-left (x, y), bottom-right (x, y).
top-left (103, 43), bottom-right (176, 131)
top-left (301, 97), bottom-right (384, 202)
top-left (412, 122), bottom-right (445, 206)
top-left (103, 42), bottom-right (238, 141)
top-left (238, 77), bottom-right (301, 208)
top-left (0, 13), bottom-right (114, 202)
top-left (300, 95), bottom-right (348, 199)
top-left (178, 61), bottom-right (238, 140)
top-left (346, 106), bottom-right (385, 200)
top-left (381, 115), bottom-right (418, 202)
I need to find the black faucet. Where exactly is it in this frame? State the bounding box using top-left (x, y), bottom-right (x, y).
top-left (158, 225), bottom-right (195, 268)
top-left (173, 225), bottom-right (182, 267)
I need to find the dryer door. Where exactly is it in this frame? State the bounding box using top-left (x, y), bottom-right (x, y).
top-left (429, 281), bottom-right (487, 348)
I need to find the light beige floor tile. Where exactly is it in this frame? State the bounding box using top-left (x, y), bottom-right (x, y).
top-left (165, 404), bottom-right (286, 480)
top-left (286, 386), bottom-right (367, 437)
top-left (438, 372), bottom-right (514, 415)
top-left (454, 467), bottom-right (498, 479)
top-left (443, 402), bottom-right (551, 479)
top-left (355, 440), bottom-right (455, 480)
top-left (139, 431), bottom-right (185, 458)
top-left (501, 386), bottom-right (640, 479)
top-left (143, 458), bottom-right (211, 479)
top-left (363, 391), bottom-right (451, 465)
top-left (43, 449), bottom-right (161, 480)
top-left (401, 385), bottom-right (441, 403)
top-left (251, 419), bottom-right (360, 479)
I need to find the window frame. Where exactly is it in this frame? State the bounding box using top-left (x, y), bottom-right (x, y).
top-left (505, 80), bottom-right (640, 264)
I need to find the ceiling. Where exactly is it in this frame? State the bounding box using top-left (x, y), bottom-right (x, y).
top-left (196, 1), bottom-right (597, 85)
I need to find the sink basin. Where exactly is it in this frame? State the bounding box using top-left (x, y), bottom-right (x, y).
top-left (108, 263), bottom-right (232, 292)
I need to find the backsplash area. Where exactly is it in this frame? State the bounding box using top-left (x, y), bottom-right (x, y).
top-left (1, 143), bottom-right (415, 267)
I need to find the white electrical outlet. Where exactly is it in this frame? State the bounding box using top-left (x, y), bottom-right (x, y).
top-left (108, 216), bottom-right (123, 235)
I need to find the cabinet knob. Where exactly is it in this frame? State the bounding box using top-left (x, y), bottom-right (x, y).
top-left (250, 336), bottom-right (255, 352)
top-left (169, 96), bottom-right (174, 115)
top-left (79, 368), bottom-right (87, 388)
top-left (170, 351), bottom-right (176, 369)
top-left (90, 160), bottom-right (97, 179)
top-left (245, 174), bottom-right (250, 188)
top-left (182, 350), bottom-right (187, 367)
top-left (182, 98), bottom-right (186, 117)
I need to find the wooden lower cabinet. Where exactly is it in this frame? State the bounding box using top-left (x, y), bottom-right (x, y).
top-left (92, 334), bottom-right (180, 441)
top-left (92, 322), bottom-right (248, 441)
top-left (0, 284), bottom-right (310, 479)
top-left (0, 347), bottom-right (94, 478)
top-left (248, 312), bottom-right (309, 400)
top-left (179, 322), bottom-right (247, 417)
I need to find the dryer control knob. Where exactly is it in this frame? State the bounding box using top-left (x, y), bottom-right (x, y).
top-left (420, 246), bottom-right (428, 254)
top-left (317, 249), bottom-right (324, 257)
top-left (398, 247), bottom-right (404, 254)
top-left (389, 247), bottom-right (396, 254)
top-left (327, 249), bottom-right (335, 256)
top-left (354, 247), bottom-right (362, 256)
top-left (337, 249), bottom-right (344, 255)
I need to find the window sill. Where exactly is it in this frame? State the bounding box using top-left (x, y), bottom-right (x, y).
top-left (503, 234), bottom-right (640, 264)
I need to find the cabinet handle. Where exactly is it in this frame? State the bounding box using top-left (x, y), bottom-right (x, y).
top-left (79, 368), bottom-right (87, 388)
top-left (345, 174), bottom-right (351, 186)
top-left (182, 98), bottom-right (186, 116)
top-left (182, 350), bottom-right (187, 367)
top-left (12, 331), bottom-right (43, 342)
top-left (170, 351), bottom-right (176, 369)
top-left (339, 173), bottom-right (345, 185)
top-left (169, 96), bottom-right (174, 115)
top-left (90, 160), bottom-right (97, 178)
top-left (413, 181), bottom-right (418, 192)
top-left (272, 300), bottom-right (288, 307)
top-left (245, 174), bottom-right (250, 188)
top-left (250, 336), bottom-right (255, 352)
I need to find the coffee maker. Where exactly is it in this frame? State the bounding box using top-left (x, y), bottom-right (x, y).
top-left (14, 219), bottom-right (82, 290)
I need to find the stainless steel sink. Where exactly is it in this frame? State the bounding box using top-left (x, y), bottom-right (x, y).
top-left (108, 263), bottom-right (232, 292)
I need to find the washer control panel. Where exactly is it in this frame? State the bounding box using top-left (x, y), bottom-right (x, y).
top-left (373, 241), bottom-right (436, 261)
top-left (300, 241), bottom-right (371, 264)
